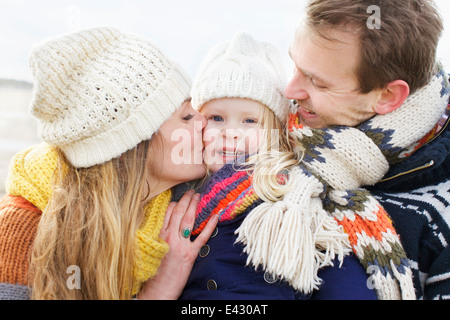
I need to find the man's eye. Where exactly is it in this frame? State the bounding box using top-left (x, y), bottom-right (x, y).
top-left (311, 78), bottom-right (327, 90)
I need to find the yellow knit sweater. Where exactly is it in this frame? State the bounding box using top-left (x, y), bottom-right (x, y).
top-left (5, 143), bottom-right (171, 296)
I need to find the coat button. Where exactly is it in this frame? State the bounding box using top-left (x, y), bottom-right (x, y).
top-left (207, 279), bottom-right (217, 291)
top-left (264, 272), bottom-right (278, 284)
top-left (199, 244), bottom-right (210, 258)
top-left (211, 227), bottom-right (218, 238)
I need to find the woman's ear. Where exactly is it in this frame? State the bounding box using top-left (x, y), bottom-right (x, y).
top-left (373, 80), bottom-right (410, 115)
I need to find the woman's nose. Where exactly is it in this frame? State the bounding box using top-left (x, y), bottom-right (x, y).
top-left (195, 112), bottom-right (207, 130)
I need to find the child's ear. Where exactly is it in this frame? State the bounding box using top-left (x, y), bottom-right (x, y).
top-left (373, 80), bottom-right (410, 115)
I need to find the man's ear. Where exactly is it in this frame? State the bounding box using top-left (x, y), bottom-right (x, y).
top-left (373, 80), bottom-right (410, 115)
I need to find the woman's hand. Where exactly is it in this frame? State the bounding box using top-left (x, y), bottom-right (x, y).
top-left (137, 190), bottom-right (219, 300)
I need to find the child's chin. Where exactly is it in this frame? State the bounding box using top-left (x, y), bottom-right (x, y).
top-left (206, 162), bottom-right (224, 173)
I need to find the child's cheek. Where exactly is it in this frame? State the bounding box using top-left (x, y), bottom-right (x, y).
top-left (203, 127), bottom-right (220, 148)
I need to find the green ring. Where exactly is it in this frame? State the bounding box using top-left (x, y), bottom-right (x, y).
top-left (181, 227), bottom-right (191, 238)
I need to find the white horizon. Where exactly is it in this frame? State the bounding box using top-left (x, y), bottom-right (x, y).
top-left (0, 0), bottom-right (449, 83)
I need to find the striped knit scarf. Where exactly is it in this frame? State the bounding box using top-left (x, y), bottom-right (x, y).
top-left (192, 164), bottom-right (262, 236)
top-left (236, 63), bottom-right (450, 300)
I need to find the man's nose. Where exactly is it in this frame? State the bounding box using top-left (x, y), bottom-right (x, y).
top-left (285, 73), bottom-right (310, 101)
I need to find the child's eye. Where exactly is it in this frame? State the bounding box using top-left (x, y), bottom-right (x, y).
top-left (244, 119), bottom-right (258, 124)
top-left (210, 115), bottom-right (224, 122)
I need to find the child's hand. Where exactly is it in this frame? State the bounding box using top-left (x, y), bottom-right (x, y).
top-left (137, 190), bottom-right (219, 300)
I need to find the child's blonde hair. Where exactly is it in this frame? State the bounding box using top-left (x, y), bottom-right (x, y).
top-left (240, 103), bottom-right (298, 203)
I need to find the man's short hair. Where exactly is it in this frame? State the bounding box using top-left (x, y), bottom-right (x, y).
top-left (305, 0), bottom-right (443, 94)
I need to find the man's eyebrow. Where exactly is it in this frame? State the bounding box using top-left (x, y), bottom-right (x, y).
top-left (289, 50), bottom-right (331, 87)
top-left (302, 68), bottom-right (330, 87)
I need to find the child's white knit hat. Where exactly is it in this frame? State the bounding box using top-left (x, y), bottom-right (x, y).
top-left (191, 32), bottom-right (290, 122)
top-left (29, 27), bottom-right (191, 168)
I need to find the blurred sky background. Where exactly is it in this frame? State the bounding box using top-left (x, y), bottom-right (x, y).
top-left (1, 0), bottom-right (450, 83)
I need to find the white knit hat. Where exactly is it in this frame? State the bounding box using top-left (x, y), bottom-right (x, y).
top-left (29, 27), bottom-right (191, 168)
top-left (191, 32), bottom-right (290, 122)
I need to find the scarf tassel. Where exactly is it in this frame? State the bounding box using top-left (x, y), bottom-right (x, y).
top-left (236, 168), bottom-right (351, 294)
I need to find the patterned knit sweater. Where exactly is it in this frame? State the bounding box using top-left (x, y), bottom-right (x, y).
top-left (0, 144), bottom-right (171, 299)
top-left (369, 105), bottom-right (450, 300)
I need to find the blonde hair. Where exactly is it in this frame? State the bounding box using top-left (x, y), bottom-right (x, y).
top-left (30, 140), bottom-right (150, 300)
top-left (241, 104), bottom-right (299, 203)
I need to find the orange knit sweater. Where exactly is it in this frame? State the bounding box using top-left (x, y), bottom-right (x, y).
top-left (0, 195), bottom-right (41, 299)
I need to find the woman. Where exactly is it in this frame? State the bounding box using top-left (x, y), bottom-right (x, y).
top-left (0, 27), bottom-right (217, 300)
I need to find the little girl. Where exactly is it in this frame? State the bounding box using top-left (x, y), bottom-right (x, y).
top-left (178, 32), bottom-right (377, 300)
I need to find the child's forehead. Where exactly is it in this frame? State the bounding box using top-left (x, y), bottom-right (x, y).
top-left (201, 98), bottom-right (263, 114)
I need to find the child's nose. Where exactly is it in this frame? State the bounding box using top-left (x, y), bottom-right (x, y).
top-left (222, 128), bottom-right (242, 140)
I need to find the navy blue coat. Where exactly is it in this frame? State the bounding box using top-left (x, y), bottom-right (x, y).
top-left (179, 210), bottom-right (377, 300)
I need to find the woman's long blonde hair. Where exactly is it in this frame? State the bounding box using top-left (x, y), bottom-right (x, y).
top-left (30, 140), bottom-right (151, 300)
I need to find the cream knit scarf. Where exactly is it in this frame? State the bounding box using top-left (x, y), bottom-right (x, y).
top-left (6, 144), bottom-right (170, 296)
top-left (236, 63), bottom-right (449, 300)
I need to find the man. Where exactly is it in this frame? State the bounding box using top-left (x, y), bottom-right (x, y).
top-left (285, 0), bottom-right (449, 299)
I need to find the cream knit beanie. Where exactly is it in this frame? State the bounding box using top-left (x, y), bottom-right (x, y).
top-left (191, 32), bottom-right (290, 122)
top-left (29, 27), bottom-right (191, 168)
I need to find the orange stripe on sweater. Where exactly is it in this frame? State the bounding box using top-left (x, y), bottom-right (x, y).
top-left (337, 205), bottom-right (397, 247)
top-left (288, 112), bottom-right (303, 131)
